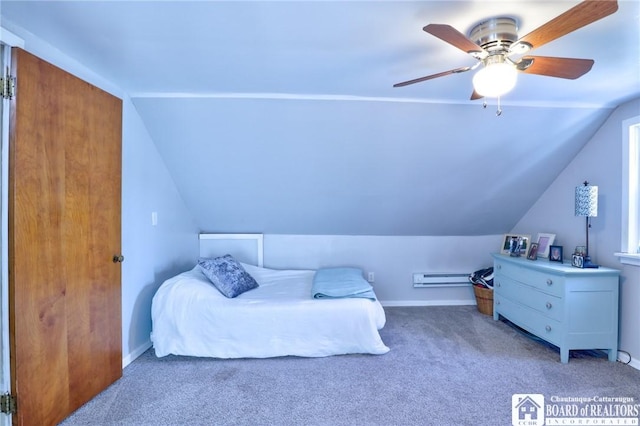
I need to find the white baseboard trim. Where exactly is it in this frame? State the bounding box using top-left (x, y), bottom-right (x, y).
top-left (122, 340), bottom-right (152, 369)
top-left (381, 300), bottom-right (476, 307)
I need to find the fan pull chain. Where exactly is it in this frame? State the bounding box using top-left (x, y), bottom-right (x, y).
top-left (481, 99), bottom-right (503, 116)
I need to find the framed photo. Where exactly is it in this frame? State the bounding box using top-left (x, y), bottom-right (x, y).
top-left (500, 234), bottom-right (531, 255)
top-left (549, 245), bottom-right (563, 263)
top-left (527, 243), bottom-right (539, 260)
top-left (536, 233), bottom-right (556, 258)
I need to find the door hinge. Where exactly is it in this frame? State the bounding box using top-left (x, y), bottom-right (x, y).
top-left (0, 393), bottom-right (16, 415)
top-left (1, 74), bottom-right (16, 100)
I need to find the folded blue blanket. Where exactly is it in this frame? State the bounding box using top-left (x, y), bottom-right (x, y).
top-left (312, 267), bottom-right (377, 301)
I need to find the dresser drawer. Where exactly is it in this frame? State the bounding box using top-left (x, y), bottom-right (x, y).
top-left (494, 277), bottom-right (563, 321)
top-left (494, 295), bottom-right (562, 346)
top-left (495, 260), bottom-right (564, 296)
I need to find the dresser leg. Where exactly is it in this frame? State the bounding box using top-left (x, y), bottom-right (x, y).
top-left (560, 348), bottom-right (569, 363)
top-left (608, 349), bottom-right (617, 362)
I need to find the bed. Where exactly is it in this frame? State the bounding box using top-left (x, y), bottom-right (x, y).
top-left (151, 234), bottom-right (389, 358)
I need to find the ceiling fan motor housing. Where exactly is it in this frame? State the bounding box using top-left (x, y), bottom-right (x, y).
top-left (469, 17), bottom-right (519, 53)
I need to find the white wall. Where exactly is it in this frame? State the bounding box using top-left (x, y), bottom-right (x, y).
top-left (512, 97), bottom-right (640, 368)
top-left (120, 97), bottom-right (199, 365)
top-left (2, 24), bottom-right (200, 366)
top-left (262, 234), bottom-right (502, 305)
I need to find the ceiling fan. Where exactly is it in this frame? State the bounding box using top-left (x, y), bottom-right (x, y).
top-left (393, 0), bottom-right (618, 101)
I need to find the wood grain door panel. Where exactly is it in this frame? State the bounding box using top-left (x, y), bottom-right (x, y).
top-left (8, 48), bottom-right (122, 426)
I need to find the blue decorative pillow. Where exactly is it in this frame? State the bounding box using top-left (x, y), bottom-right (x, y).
top-left (197, 255), bottom-right (259, 298)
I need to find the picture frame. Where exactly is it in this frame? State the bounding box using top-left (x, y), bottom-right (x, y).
top-left (572, 254), bottom-right (585, 268)
top-left (535, 233), bottom-right (556, 258)
top-left (500, 234), bottom-right (531, 256)
top-left (527, 243), bottom-right (539, 260)
top-left (549, 245), bottom-right (563, 263)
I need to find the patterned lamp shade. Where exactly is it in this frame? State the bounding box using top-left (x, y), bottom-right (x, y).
top-left (575, 182), bottom-right (598, 217)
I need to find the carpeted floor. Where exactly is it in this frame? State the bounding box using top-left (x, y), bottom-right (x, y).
top-left (60, 306), bottom-right (640, 425)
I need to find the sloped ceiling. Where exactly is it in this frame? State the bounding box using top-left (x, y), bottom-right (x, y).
top-left (2, 1), bottom-right (639, 235)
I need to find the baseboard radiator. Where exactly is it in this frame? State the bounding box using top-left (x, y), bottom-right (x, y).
top-left (413, 273), bottom-right (470, 288)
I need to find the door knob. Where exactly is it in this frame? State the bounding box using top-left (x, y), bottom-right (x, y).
top-left (112, 255), bottom-right (124, 263)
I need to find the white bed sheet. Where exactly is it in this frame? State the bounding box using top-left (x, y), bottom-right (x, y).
top-left (151, 263), bottom-right (389, 358)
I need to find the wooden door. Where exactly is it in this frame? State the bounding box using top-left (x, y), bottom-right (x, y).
top-left (8, 48), bottom-right (122, 426)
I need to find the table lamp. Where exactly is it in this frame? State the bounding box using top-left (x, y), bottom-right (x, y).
top-left (574, 181), bottom-right (599, 268)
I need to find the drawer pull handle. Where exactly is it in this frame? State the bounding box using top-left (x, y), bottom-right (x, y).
top-left (546, 302), bottom-right (552, 309)
top-left (545, 325), bottom-right (551, 332)
top-left (497, 264), bottom-right (502, 270)
top-left (546, 279), bottom-right (553, 286)
top-left (496, 300), bottom-right (500, 305)
top-left (497, 282), bottom-right (501, 288)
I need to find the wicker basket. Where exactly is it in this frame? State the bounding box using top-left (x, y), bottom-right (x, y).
top-left (473, 285), bottom-right (494, 316)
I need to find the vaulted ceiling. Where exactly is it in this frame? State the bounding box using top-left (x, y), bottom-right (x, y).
top-left (2, 1), bottom-right (639, 235)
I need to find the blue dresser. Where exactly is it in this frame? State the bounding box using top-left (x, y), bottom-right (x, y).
top-left (491, 253), bottom-right (620, 363)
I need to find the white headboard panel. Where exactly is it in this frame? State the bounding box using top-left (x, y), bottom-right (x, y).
top-left (199, 233), bottom-right (264, 267)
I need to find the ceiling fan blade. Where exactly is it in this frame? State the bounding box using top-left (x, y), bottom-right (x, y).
top-left (423, 24), bottom-right (486, 58)
top-left (517, 56), bottom-right (594, 79)
top-left (514, 0), bottom-right (618, 51)
top-left (470, 90), bottom-right (483, 101)
top-left (393, 66), bottom-right (471, 87)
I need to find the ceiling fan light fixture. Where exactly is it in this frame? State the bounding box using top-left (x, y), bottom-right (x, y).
top-left (472, 59), bottom-right (517, 98)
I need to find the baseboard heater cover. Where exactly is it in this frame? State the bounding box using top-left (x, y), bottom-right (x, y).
top-left (413, 273), bottom-right (470, 288)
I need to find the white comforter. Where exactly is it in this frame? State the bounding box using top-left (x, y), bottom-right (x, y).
top-left (151, 263), bottom-right (389, 358)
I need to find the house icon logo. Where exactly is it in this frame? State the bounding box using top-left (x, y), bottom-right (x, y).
top-left (512, 394), bottom-right (544, 426)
